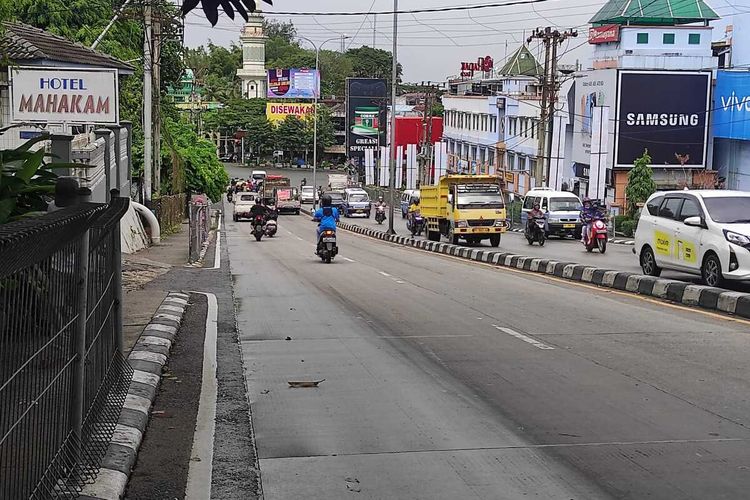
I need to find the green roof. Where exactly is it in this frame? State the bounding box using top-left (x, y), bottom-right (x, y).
top-left (499, 45), bottom-right (542, 77)
top-left (590, 0), bottom-right (719, 26)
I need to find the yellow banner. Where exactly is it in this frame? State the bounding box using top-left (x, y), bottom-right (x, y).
top-left (266, 103), bottom-right (316, 124)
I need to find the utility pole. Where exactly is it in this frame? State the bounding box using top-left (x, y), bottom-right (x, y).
top-left (528, 27), bottom-right (577, 188)
top-left (372, 14), bottom-right (377, 47)
top-left (388, 0), bottom-right (398, 235)
top-left (143, 0), bottom-right (153, 205)
top-left (153, 5), bottom-right (161, 195)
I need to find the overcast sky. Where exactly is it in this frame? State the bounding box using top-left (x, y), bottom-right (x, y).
top-left (184, 0), bottom-right (742, 82)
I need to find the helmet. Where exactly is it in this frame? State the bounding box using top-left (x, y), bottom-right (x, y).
top-left (378, 196), bottom-right (384, 202)
top-left (582, 197), bottom-right (591, 206)
top-left (321, 193), bottom-right (333, 207)
top-left (411, 197), bottom-right (420, 205)
top-left (533, 202), bottom-right (540, 209)
top-left (255, 197), bottom-right (262, 205)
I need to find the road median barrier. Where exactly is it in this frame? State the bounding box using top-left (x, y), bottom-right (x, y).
top-left (303, 207), bottom-right (750, 320)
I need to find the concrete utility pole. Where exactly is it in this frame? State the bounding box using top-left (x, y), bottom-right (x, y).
top-left (143, 0), bottom-right (153, 205)
top-left (153, 8), bottom-right (161, 195)
top-left (388, 0), bottom-right (398, 235)
top-left (416, 81), bottom-right (438, 186)
top-left (528, 27), bottom-right (577, 188)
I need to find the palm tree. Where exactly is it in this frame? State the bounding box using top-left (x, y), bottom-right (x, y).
top-left (181, 0), bottom-right (273, 26)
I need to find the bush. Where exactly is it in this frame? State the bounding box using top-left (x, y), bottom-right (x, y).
top-left (620, 219), bottom-right (637, 238)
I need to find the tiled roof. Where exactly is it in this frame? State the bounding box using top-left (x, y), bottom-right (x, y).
top-left (499, 45), bottom-right (542, 77)
top-left (0, 22), bottom-right (134, 72)
top-left (590, 0), bottom-right (719, 25)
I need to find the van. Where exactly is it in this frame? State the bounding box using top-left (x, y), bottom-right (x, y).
top-left (522, 188), bottom-right (583, 238)
top-left (342, 188), bottom-right (371, 217)
top-left (400, 189), bottom-right (420, 218)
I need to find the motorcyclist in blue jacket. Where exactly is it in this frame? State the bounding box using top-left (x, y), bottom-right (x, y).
top-left (313, 193), bottom-right (340, 242)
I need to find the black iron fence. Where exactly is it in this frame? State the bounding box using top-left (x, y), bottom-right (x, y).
top-left (0, 197), bottom-right (132, 499)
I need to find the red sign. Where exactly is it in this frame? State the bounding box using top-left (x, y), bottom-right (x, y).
top-left (589, 24), bottom-right (620, 44)
top-left (460, 56), bottom-right (494, 78)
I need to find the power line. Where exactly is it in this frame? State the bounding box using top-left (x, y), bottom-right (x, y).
top-left (263, 0), bottom-right (555, 16)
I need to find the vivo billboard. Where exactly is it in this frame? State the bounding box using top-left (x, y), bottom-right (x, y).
top-left (714, 70), bottom-right (750, 141)
top-left (267, 68), bottom-right (320, 99)
top-left (615, 71), bottom-right (710, 168)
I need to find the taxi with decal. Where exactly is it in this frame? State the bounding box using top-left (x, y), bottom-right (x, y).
top-left (634, 190), bottom-right (750, 287)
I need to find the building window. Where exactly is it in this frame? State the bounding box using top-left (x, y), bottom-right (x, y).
top-left (507, 152), bottom-right (515, 170)
top-left (688, 33), bottom-right (700, 45)
top-left (490, 116), bottom-right (497, 133)
top-left (530, 120), bottom-right (535, 139)
top-left (663, 33), bottom-right (675, 45)
top-left (636, 33), bottom-right (648, 44)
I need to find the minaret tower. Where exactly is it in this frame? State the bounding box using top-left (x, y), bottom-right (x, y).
top-left (237, 9), bottom-right (267, 98)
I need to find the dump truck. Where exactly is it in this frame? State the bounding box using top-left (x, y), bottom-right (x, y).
top-left (421, 175), bottom-right (508, 247)
top-left (327, 173), bottom-right (349, 191)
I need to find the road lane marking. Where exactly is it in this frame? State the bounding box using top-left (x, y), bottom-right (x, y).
top-left (395, 280), bottom-right (406, 284)
top-left (493, 325), bottom-right (555, 350)
top-left (211, 212), bottom-right (222, 269)
top-left (343, 257), bottom-right (356, 263)
top-left (378, 271), bottom-right (391, 277)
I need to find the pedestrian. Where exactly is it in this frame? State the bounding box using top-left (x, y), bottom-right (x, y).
top-left (48, 177), bottom-right (80, 212)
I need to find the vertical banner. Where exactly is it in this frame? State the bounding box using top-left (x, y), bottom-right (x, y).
top-left (438, 142), bottom-right (448, 179)
top-left (589, 106), bottom-right (609, 201)
top-left (379, 147), bottom-right (390, 187)
top-left (395, 146), bottom-right (404, 189)
top-left (406, 144), bottom-right (417, 190)
top-left (547, 114), bottom-right (567, 191)
top-left (433, 144), bottom-right (441, 185)
top-left (364, 149), bottom-right (375, 185)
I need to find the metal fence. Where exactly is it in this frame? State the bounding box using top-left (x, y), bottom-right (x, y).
top-left (0, 197), bottom-right (132, 499)
top-left (154, 193), bottom-right (187, 235)
top-left (188, 198), bottom-right (211, 263)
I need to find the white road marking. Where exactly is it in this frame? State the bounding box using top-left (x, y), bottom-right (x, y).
top-left (378, 271), bottom-right (391, 277)
top-left (211, 212), bottom-right (222, 269)
top-left (493, 325), bottom-right (555, 350)
top-left (343, 257), bottom-right (356, 263)
top-left (185, 292), bottom-right (219, 500)
top-left (395, 280), bottom-right (406, 284)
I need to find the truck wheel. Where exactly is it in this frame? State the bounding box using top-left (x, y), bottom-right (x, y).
top-left (295, 209), bottom-right (300, 215)
top-left (490, 235), bottom-right (501, 247)
top-left (449, 227), bottom-right (459, 245)
top-left (428, 230), bottom-right (440, 242)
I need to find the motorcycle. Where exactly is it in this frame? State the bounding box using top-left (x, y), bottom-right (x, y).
top-left (252, 215), bottom-right (265, 242)
top-left (265, 218), bottom-right (277, 238)
top-left (375, 205), bottom-right (386, 224)
top-left (407, 212), bottom-right (425, 237)
top-left (317, 229), bottom-right (338, 263)
top-left (583, 215), bottom-right (608, 253)
top-left (226, 190), bottom-right (233, 203)
top-left (525, 216), bottom-right (546, 246)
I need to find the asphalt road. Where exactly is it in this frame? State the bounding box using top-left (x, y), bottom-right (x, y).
top-left (225, 205), bottom-right (750, 499)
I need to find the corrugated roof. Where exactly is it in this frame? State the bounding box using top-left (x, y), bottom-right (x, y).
top-left (0, 22), bottom-right (134, 72)
top-left (590, 0), bottom-right (719, 26)
top-left (499, 45), bottom-right (542, 77)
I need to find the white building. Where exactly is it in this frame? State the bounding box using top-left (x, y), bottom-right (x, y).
top-left (237, 10), bottom-right (267, 99)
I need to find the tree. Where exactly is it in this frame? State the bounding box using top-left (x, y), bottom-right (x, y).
top-left (625, 150), bottom-right (657, 217)
top-left (346, 46), bottom-right (403, 87)
top-left (180, 0), bottom-right (271, 26)
top-left (274, 116), bottom-right (306, 160)
top-left (263, 19), bottom-right (296, 43)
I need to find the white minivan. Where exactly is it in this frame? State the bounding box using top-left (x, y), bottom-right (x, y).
top-left (522, 188), bottom-right (583, 238)
top-left (635, 190), bottom-right (750, 287)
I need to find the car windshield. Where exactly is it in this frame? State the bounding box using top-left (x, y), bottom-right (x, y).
top-left (302, 187), bottom-right (313, 193)
top-left (455, 184), bottom-right (504, 209)
top-left (703, 197), bottom-right (750, 223)
top-left (328, 194), bottom-right (343, 202)
top-left (549, 197), bottom-right (582, 212)
top-left (350, 194), bottom-right (369, 202)
top-left (239, 195), bottom-right (254, 202)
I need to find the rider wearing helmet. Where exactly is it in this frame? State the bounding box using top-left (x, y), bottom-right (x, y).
top-left (580, 197), bottom-right (599, 243)
top-left (313, 194), bottom-right (340, 242)
top-left (249, 196), bottom-right (268, 218)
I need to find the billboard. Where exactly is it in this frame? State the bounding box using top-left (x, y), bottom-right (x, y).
top-left (615, 71), bottom-right (710, 168)
top-left (714, 70), bottom-right (750, 141)
top-left (572, 69), bottom-right (617, 164)
top-left (10, 67), bottom-right (119, 124)
top-left (589, 25), bottom-right (620, 44)
top-left (266, 102), bottom-right (316, 124)
top-left (267, 68), bottom-right (320, 99)
top-left (346, 78), bottom-right (388, 158)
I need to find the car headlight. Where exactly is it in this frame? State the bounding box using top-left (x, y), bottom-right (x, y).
top-left (494, 219), bottom-right (505, 227)
top-left (548, 217), bottom-right (560, 223)
top-left (724, 230), bottom-right (750, 247)
top-left (456, 220), bottom-right (468, 228)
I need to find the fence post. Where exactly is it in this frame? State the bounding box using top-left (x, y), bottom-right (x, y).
top-left (108, 125), bottom-right (124, 195)
top-left (72, 229), bottom-right (90, 455)
top-left (112, 194), bottom-right (125, 355)
top-left (95, 129), bottom-right (112, 202)
top-left (121, 120), bottom-right (133, 197)
top-left (50, 133), bottom-right (73, 176)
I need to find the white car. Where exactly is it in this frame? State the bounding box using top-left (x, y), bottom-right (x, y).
top-left (634, 190), bottom-right (750, 287)
top-left (233, 193), bottom-right (258, 221)
top-left (300, 185), bottom-right (317, 204)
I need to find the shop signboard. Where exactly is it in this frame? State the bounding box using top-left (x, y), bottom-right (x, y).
top-left (266, 102), bottom-right (316, 123)
top-left (714, 70), bottom-right (750, 141)
top-left (267, 68), bottom-right (320, 99)
top-left (346, 78), bottom-right (388, 158)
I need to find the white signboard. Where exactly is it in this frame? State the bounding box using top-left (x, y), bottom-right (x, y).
top-left (572, 69), bottom-right (617, 165)
top-left (10, 67), bottom-right (119, 125)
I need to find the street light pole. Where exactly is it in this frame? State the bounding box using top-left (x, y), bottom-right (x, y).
top-left (388, 0), bottom-right (398, 234)
top-left (298, 35), bottom-right (347, 209)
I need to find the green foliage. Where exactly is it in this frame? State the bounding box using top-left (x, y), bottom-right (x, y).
top-left (346, 46), bottom-right (403, 86)
top-left (621, 219), bottom-right (637, 238)
top-left (161, 119), bottom-right (227, 202)
top-left (625, 150), bottom-right (657, 217)
top-left (0, 137), bottom-right (60, 224)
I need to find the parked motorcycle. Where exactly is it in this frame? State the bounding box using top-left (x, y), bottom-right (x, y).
top-left (317, 229), bottom-right (338, 263)
top-left (525, 216), bottom-right (546, 246)
top-left (252, 215), bottom-right (265, 242)
top-left (265, 218), bottom-right (277, 238)
top-left (375, 205), bottom-right (386, 224)
top-left (583, 216), bottom-right (608, 253)
top-left (407, 212), bottom-right (425, 237)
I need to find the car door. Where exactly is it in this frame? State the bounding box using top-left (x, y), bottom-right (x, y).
top-left (673, 195), bottom-right (704, 272)
top-left (654, 196), bottom-right (683, 268)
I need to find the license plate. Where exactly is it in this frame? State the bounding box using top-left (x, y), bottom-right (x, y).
top-left (563, 224), bottom-right (575, 229)
top-left (475, 228), bottom-right (490, 232)
top-left (322, 237), bottom-right (336, 243)
top-left (356, 209), bottom-right (363, 213)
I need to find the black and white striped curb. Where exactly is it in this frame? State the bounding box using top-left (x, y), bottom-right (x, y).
top-left (80, 292), bottom-right (190, 500)
top-left (332, 220), bottom-right (750, 320)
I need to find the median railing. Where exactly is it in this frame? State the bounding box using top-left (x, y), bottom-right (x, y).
top-left (0, 197), bottom-right (132, 499)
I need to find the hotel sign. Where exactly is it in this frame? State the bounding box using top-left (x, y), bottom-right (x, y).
top-left (589, 25), bottom-right (620, 44)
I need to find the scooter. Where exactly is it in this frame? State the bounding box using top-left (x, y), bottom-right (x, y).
top-left (375, 205), bottom-right (386, 224)
top-left (525, 216), bottom-right (546, 246)
top-left (317, 229), bottom-right (338, 263)
top-left (265, 218), bottom-right (277, 238)
top-left (252, 215), bottom-right (265, 242)
top-left (583, 216), bottom-right (608, 254)
top-left (407, 212), bottom-right (425, 237)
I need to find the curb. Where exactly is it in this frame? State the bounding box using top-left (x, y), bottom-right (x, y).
top-left (80, 292), bottom-right (190, 500)
top-left (313, 211), bottom-right (750, 321)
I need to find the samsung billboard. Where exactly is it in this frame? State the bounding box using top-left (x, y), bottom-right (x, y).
top-left (714, 70), bottom-right (750, 141)
top-left (615, 71), bottom-right (711, 168)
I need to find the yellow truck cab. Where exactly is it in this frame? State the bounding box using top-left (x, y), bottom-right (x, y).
top-left (421, 175), bottom-right (508, 247)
